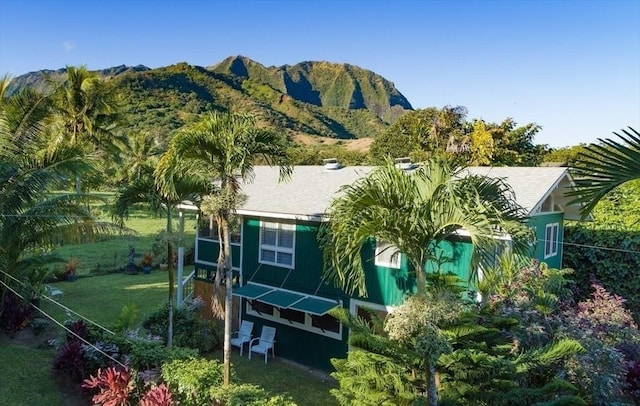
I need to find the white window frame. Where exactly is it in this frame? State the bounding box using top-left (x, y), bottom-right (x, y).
top-left (544, 222), bottom-right (559, 259)
top-left (246, 300), bottom-right (342, 340)
top-left (259, 221), bottom-right (295, 269)
top-left (375, 239), bottom-right (400, 269)
top-left (198, 217), bottom-right (242, 246)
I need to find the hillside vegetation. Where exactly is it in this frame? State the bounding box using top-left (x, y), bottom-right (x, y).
top-left (8, 56), bottom-right (412, 142)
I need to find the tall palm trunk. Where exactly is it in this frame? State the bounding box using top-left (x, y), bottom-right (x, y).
top-left (221, 211), bottom-right (233, 385)
top-left (427, 361), bottom-right (438, 406)
top-left (166, 209), bottom-right (174, 348)
top-left (415, 257), bottom-right (438, 406)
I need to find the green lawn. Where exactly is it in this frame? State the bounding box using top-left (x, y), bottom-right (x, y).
top-left (3, 204), bottom-right (337, 405)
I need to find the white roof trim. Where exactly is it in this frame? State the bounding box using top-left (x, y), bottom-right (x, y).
top-left (236, 209), bottom-right (328, 222)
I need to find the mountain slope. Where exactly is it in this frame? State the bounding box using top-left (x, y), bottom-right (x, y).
top-left (7, 56), bottom-right (413, 141)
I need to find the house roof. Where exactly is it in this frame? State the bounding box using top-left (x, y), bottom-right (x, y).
top-left (234, 165), bottom-right (580, 221)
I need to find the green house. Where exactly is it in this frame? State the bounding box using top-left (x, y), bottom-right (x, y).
top-left (193, 164), bottom-right (583, 370)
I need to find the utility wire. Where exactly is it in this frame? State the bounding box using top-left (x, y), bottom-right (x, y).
top-left (0, 268), bottom-right (119, 337)
top-left (0, 278), bottom-right (128, 369)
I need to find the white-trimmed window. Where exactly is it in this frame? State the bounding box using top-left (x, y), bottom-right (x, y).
top-left (199, 217), bottom-right (241, 244)
top-left (544, 223), bottom-right (559, 258)
top-left (375, 240), bottom-right (400, 269)
top-left (259, 222), bottom-right (295, 268)
top-left (246, 301), bottom-right (342, 340)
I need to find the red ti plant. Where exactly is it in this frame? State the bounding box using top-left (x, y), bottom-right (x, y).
top-left (82, 366), bottom-right (134, 406)
top-left (140, 384), bottom-right (173, 406)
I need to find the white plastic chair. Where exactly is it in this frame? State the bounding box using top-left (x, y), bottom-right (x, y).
top-left (249, 325), bottom-right (276, 363)
top-left (230, 320), bottom-right (254, 356)
top-left (45, 284), bottom-right (63, 300)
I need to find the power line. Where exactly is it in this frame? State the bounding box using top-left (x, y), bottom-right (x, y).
top-left (0, 278), bottom-right (128, 369)
top-left (0, 268), bottom-right (119, 337)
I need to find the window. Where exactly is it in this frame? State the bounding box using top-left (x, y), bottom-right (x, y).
top-left (259, 222), bottom-right (295, 268)
top-left (199, 216), bottom-right (241, 244)
top-left (248, 300), bottom-right (274, 316)
top-left (544, 223), bottom-right (559, 259)
top-left (246, 299), bottom-right (342, 340)
top-left (375, 239), bottom-right (400, 269)
top-left (311, 313), bottom-right (341, 334)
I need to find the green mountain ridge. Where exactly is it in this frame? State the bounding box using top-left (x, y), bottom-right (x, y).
top-left (7, 56), bottom-right (413, 141)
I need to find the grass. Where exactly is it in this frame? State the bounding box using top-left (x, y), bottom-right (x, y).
top-left (49, 202), bottom-right (198, 277)
top-left (3, 204), bottom-right (337, 405)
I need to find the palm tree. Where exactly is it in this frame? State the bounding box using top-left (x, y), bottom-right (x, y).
top-left (113, 159), bottom-right (205, 347)
top-left (568, 126), bottom-right (640, 217)
top-left (114, 130), bottom-right (164, 183)
top-left (0, 83), bottom-right (119, 317)
top-left (156, 111), bottom-right (291, 385)
top-left (48, 65), bottom-right (122, 193)
top-left (320, 158), bottom-right (531, 406)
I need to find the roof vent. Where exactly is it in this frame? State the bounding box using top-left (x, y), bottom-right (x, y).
top-left (323, 158), bottom-right (341, 170)
top-left (394, 157), bottom-right (415, 171)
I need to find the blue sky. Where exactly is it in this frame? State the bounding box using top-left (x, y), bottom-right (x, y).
top-left (1, 0), bottom-right (638, 148)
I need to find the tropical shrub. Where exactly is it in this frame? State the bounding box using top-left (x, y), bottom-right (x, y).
top-left (53, 339), bottom-right (88, 382)
top-left (140, 384), bottom-right (173, 406)
top-left (161, 358), bottom-right (226, 406)
top-left (129, 341), bottom-right (197, 371)
top-left (0, 291), bottom-right (33, 336)
top-left (142, 301), bottom-right (222, 353)
top-left (560, 282), bottom-right (640, 403)
top-left (82, 366), bottom-right (134, 406)
top-left (210, 383), bottom-right (297, 406)
top-left (563, 180), bottom-right (640, 323)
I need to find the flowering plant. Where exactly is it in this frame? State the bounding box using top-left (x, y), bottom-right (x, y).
top-left (141, 253), bottom-right (153, 267)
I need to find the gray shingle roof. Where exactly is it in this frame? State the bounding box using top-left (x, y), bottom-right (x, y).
top-left (236, 165), bottom-right (570, 220)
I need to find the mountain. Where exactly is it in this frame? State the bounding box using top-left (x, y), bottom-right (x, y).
top-left (7, 56), bottom-right (413, 141)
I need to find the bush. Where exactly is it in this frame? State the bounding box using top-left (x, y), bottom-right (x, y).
top-left (161, 358), bottom-right (226, 406)
top-left (0, 291), bottom-right (34, 336)
top-left (210, 383), bottom-right (297, 406)
top-left (129, 340), bottom-right (198, 371)
top-left (142, 301), bottom-right (222, 353)
top-left (82, 366), bottom-right (134, 406)
top-left (53, 339), bottom-right (88, 383)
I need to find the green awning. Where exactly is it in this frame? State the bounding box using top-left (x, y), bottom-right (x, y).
top-left (232, 284), bottom-right (273, 299)
top-left (289, 296), bottom-right (339, 316)
top-left (258, 289), bottom-right (306, 308)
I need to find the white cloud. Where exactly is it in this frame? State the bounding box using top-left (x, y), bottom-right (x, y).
top-left (62, 41), bottom-right (76, 51)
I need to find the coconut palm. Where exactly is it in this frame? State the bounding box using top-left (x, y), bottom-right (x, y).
top-left (48, 65), bottom-right (122, 193)
top-left (0, 84), bottom-right (119, 317)
top-left (320, 157), bottom-right (531, 406)
top-left (155, 111), bottom-right (291, 385)
top-left (568, 126), bottom-right (640, 217)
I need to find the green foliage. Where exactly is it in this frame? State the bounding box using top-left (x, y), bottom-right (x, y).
top-left (331, 350), bottom-right (418, 406)
top-left (210, 383), bottom-right (297, 406)
top-left (369, 108), bottom-right (546, 167)
top-left (129, 340), bottom-right (197, 371)
top-left (114, 302), bottom-right (139, 333)
top-left (161, 358), bottom-right (226, 406)
top-left (563, 180), bottom-right (640, 322)
top-left (141, 301), bottom-right (222, 354)
top-left (567, 126), bottom-right (640, 217)
top-left (287, 144), bottom-right (369, 166)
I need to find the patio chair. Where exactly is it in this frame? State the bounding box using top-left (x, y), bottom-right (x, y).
top-left (45, 284), bottom-right (63, 301)
top-left (249, 325), bottom-right (276, 363)
top-left (230, 320), bottom-right (254, 356)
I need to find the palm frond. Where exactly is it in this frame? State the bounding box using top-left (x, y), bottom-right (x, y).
top-left (567, 126), bottom-right (640, 217)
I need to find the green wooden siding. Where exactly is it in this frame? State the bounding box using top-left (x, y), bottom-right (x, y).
top-left (359, 239), bottom-right (414, 306)
top-left (425, 237), bottom-right (476, 291)
top-left (528, 212), bottom-right (564, 269)
top-left (241, 316), bottom-right (347, 371)
top-left (196, 239), bottom-right (241, 268)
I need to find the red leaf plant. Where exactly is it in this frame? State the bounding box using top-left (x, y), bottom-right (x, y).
top-left (82, 366), bottom-right (134, 406)
top-left (140, 384), bottom-right (173, 406)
